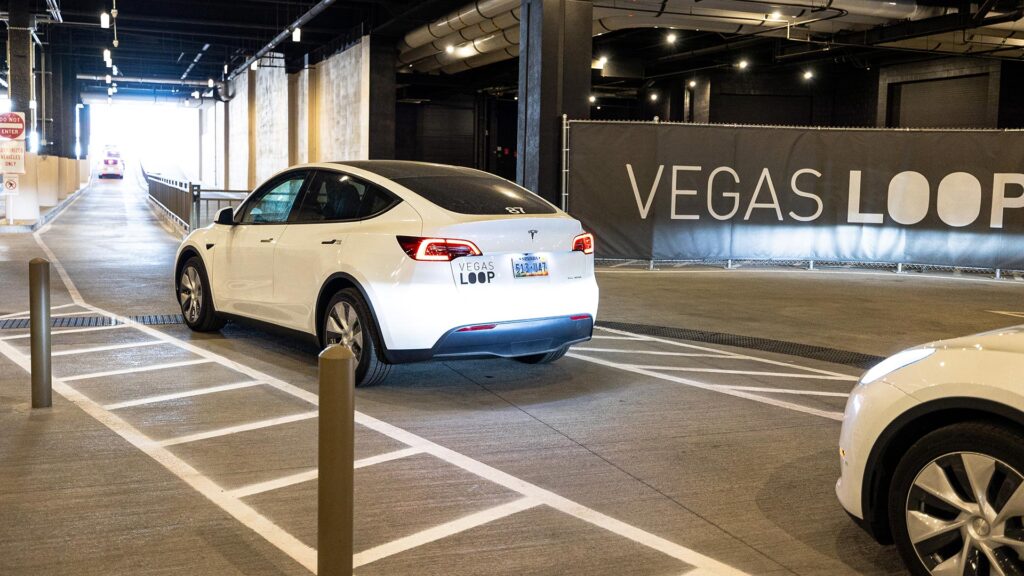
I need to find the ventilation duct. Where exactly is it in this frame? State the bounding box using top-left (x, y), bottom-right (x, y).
top-left (398, 8), bottom-right (520, 65)
top-left (401, 0), bottom-right (519, 51)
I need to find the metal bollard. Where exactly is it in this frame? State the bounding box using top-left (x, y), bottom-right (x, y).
top-left (29, 258), bottom-right (52, 408)
top-left (318, 344), bottom-right (355, 576)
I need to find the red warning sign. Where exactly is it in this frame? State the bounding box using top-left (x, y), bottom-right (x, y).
top-left (0, 112), bottom-right (26, 140)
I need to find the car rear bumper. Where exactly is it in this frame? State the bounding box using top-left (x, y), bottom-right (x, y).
top-left (385, 314), bottom-right (593, 363)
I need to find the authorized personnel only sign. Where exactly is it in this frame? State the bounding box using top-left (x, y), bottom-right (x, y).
top-left (0, 112), bottom-right (27, 174)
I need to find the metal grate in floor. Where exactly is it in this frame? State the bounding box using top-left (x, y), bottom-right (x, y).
top-left (0, 314), bottom-right (185, 330)
top-left (596, 320), bottom-right (883, 369)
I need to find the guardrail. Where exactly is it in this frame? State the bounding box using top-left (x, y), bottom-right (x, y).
top-left (142, 169), bottom-right (247, 233)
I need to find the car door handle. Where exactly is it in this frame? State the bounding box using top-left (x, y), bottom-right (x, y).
top-left (260, 238), bottom-right (274, 243)
top-left (321, 239), bottom-right (341, 245)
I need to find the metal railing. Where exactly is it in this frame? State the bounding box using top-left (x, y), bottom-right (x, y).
top-left (142, 168), bottom-right (248, 233)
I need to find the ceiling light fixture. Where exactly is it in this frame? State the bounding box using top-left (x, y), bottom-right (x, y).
top-left (666, 32), bottom-right (677, 44)
top-left (445, 45), bottom-right (454, 54)
top-left (208, 78), bottom-right (214, 88)
top-left (105, 74), bottom-right (111, 84)
top-left (292, 27), bottom-right (301, 42)
top-left (588, 95), bottom-right (596, 103)
top-left (649, 92), bottom-right (658, 102)
top-left (689, 79), bottom-right (696, 88)
top-left (770, 10), bottom-right (782, 20)
top-left (250, 59), bottom-right (259, 71)
top-left (803, 70), bottom-right (814, 80)
top-left (100, 11), bottom-right (110, 28)
top-left (737, 59), bottom-right (749, 70)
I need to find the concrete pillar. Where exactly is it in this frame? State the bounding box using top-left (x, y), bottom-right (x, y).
top-left (7, 0), bottom-right (34, 114)
top-left (79, 103), bottom-right (91, 159)
top-left (516, 0), bottom-right (592, 204)
top-left (36, 155), bottom-right (59, 207)
top-left (365, 36), bottom-right (396, 159)
top-left (9, 153), bottom-right (40, 222)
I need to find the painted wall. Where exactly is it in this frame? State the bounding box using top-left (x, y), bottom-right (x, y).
top-left (314, 40), bottom-right (367, 162)
top-left (255, 62), bottom-right (289, 183)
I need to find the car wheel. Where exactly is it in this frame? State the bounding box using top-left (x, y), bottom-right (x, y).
top-left (177, 256), bottom-right (225, 332)
top-left (889, 421), bottom-right (1024, 576)
top-left (322, 288), bottom-right (390, 387)
top-left (513, 345), bottom-right (570, 365)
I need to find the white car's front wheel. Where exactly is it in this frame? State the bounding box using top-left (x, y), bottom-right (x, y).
top-left (178, 257), bottom-right (225, 332)
top-left (890, 422), bottom-right (1024, 576)
top-left (322, 288), bottom-right (390, 387)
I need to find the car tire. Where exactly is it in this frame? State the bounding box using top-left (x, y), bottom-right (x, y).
top-left (177, 256), bottom-right (225, 332)
top-left (888, 421), bottom-right (1024, 576)
top-left (322, 288), bottom-right (390, 387)
top-left (513, 345), bottom-right (570, 365)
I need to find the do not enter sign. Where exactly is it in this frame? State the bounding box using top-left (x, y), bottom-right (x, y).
top-left (0, 112), bottom-right (26, 141)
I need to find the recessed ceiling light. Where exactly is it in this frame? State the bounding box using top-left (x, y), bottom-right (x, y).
top-left (666, 33), bottom-right (677, 44)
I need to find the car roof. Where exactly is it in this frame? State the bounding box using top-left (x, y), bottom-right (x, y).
top-left (331, 160), bottom-right (492, 180)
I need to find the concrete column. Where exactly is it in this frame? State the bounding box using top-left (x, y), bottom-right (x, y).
top-left (365, 36), bottom-right (396, 159)
top-left (79, 103), bottom-right (91, 159)
top-left (36, 155), bottom-right (59, 207)
top-left (9, 154), bottom-right (40, 222)
top-left (516, 0), bottom-right (592, 204)
top-left (7, 0), bottom-right (33, 114)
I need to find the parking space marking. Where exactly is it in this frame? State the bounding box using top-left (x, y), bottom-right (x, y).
top-left (103, 380), bottom-right (265, 410)
top-left (61, 358), bottom-right (214, 382)
top-left (568, 351), bottom-right (844, 421)
top-left (354, 497), bottom-right (541, 568)
top-left (575, 347), bottom-right (734, 358)
top-left (53, 339), bottom-right (165, 357)
top-left (597, 326), bottom-right (855, 380)
top-left (590, 335), bottom-right (646, 341)
top-left (717, 385), bottom-right (850, 398)
top-left (228, 447), bottom-right (426, 499)
top-left (628, 365), bottom-right (858, 381)
top-left (158, 411), bottom-right (320, 447)
top-left (0, 337), bottom-right (319, 573)
top-left (0, 303), bottom-right (79, 319)
top-left (8, 223), bottom-right (754, 576)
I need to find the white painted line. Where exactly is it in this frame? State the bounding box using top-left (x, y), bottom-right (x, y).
top-left (628, 365), bottom-right (858, 381)
top-left (354, 498), bottom-right (541, 568)
top-left (596, 326), bottom-right (857, 380)
top-left (227, 447), bottom-right (426, 499)
top-left (355, 411), bottom-right (751, 575)
top-left (717, 385), bottom-right (850, 398)
top-left (0, 323), bottom-right (127, 341)
top-left (62, 358), bottom-right (213, 382)
top-left (104, 380), bottom-right (265, 410)
top-left (574, 347), bottom-right (733, 358)
top-left (0, 303), bottom-right (77, 319)
top-left (0, 337), bottom-right (318, 574)
top-left (53, 339), bottom-right (165, 357)
top-left (568, 351), bottom-right (844, 422)
top-left (158, 411), bottom-right (319, 447)
top-left (228, 469), bottom-right (319, 499)
top-left (989, 310), bottom-right (1024, 319)
top-left (589, 335), bottom-right (646, 341)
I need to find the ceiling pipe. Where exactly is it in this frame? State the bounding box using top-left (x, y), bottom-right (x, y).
top-left (441, 45), bottom-right (521, 74)
top-left (401, 0), bottom-right (518, 51)
top-left (227, 0), bottom-right (335, 81)
top-left (398, 7), bottom-right (520, 65)
top-left (77, 73), bottom-right (215, 87)
top-left (413, 25), bottom-right (520, 72)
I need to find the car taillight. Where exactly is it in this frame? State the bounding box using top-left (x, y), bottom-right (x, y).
top-left (104, 159), bottom-right (117, 165)
top-left (572, 232), bottom-right (594, 255)
top-left (397, 236), bottom-right (482, 261)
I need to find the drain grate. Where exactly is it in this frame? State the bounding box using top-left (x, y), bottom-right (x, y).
top-left (0, 314), bottom-right (185, 330)
top-left (596, 320), bottom-right (884, 369)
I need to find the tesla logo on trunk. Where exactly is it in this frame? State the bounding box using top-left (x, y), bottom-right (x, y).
top-left (528, 230), bottom-right (538, 240)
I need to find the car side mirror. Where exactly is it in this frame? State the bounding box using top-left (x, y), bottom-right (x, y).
top-left (215, 207), bottom-right (236, 226)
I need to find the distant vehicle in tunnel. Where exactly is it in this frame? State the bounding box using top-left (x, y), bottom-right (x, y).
top-left (98, 147), bottom-right (125, 179)
top-left (837, 328), bottom-right (1024, 576)
top-left (174, 161), bottom-right (598, 386)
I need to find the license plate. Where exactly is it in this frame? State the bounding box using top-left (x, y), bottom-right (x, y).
top-left (512, 255), bottom-right (548, 278)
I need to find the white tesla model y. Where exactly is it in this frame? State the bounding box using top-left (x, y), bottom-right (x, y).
top-left (837, 327), bottom-right (1024, 576)
top-left (174, 161), bottom-right (598, 385)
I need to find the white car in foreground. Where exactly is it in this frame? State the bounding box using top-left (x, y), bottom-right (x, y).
top-left (174, 161), bottom-right (598, 385)
top-left (838, 327), bottom-right (1024, 576)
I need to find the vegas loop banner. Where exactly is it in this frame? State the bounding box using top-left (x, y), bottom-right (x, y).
top-left (565, 122), bottom-right (1024, 269)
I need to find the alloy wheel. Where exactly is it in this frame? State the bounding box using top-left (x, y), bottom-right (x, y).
top-left (179, 267), bottom-right (203, 324)
top-left (324, 301), bottom-right (364, 368)
top-left (906, 452), bottom-right (1024, 576)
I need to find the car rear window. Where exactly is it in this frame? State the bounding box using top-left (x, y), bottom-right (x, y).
top-left (390, 175), bottom-right (557, 215)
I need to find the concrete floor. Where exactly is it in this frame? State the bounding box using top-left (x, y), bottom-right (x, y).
top-left (2, 175), bottom-right (1024, 575)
